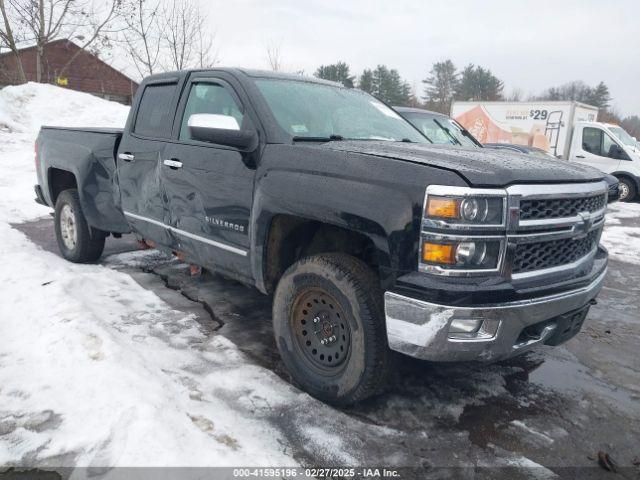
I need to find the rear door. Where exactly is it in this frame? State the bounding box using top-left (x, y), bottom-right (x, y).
top-left (117, 80), bottom-right (180, 248)
top-left (162, 74), bottom-right (257, 280)
top-left (570, 125), bottom-right (620, 174)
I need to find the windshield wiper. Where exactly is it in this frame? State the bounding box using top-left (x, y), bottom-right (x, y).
top-left (433, 119), bottom-right (462, 146)
top-left (292, 134), bottom-right (344, 142)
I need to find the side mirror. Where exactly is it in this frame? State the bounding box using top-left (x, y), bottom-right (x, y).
top-left (188, 114), bottom-right (257, 150)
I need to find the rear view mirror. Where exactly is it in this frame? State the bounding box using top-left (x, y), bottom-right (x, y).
top-left (188, 114), bottom-right (257, 150)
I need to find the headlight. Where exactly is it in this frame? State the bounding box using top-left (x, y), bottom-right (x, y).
top-left (422, 240), bottom-right (501, 270)
top-left (425, 195), bottom-right (504, 225)
top-left (420, 186), bottom-right (508, 275)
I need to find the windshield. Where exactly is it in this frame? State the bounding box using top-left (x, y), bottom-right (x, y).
top-left (254, 79), bottom-right (428, 143)
top-left (402, 112), bottom-right (479, 147)
top-left (609, 126), bottom-right (636, 148)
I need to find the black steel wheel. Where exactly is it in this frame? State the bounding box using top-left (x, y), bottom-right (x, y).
top-left (291, 289), bottom-right (351, 373)
top-left (273, 253), bottom-right (391, 405)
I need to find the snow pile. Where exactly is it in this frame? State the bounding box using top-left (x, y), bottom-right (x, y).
top-left (0, 221), bottom-right (302, 467)
top-left (0, 82), bottom-right (129, 134)
top-left (0, 83), bottom-right (129, 223)
top-left (0, 84), bottom-right (303, 467)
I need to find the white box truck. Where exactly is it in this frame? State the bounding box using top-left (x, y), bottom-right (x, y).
top-left (451, 101), bottom-right (640, 201)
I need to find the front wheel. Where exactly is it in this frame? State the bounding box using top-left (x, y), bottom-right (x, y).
top-left (273, 253), bottom-right (391, 405)
top-left (54, 189), bottom-right (106, 263)
top-left (618, 177), bottom-right (637, 202)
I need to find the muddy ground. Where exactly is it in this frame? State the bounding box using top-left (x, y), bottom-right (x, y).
top-left (13, 217), bottom-right (640, 479)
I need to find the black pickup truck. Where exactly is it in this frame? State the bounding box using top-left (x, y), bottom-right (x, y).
top-left (35, 69), bottom-right (609, 404)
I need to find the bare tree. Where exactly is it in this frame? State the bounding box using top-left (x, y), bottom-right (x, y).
top-left (122, 0), bottom-right (162, 77)
top-left (265, 40), bottom-right (282, 72)
top-left (57, 0), bottom-right (123, 77)
top-left (0, 0), bottom-right (27, 82)
top-left (506, 87), bottom-right (524, 102)
top-left (194, 24), bottom-right (218, 69)
top-left (161, 0), bottom-right (216, 71)
top-left (3, 0), bottom-right (122, 82)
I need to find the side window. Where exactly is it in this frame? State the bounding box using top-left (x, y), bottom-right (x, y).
top-left (179, 83), bottom-right (244, 141)
top-left (602, 132), bottom-right (620, 159)
top-left (133, 83), bottom-right (177, 138)
top-left (582, 127), bottom-right (602, 155)
top-left (582, 127), bottom-right (623, 159)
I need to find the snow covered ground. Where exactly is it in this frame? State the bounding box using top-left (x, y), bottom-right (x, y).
top-left (0, 83), bottom-right (639, 473)
top-left (600, 201), bottom-right (640, 264)
top-left (0, 84), bottom-right (302, 468)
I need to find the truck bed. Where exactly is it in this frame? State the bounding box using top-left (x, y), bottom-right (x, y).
top-left (36, 126), bottom-right (129, 233)
top-left (40, 126), bottom-right (124, 135)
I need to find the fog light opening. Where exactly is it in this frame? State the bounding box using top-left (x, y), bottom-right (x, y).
top-left (448, 318), bottom-right (501, 340)
top-left (479, 319), bottom-right (500, 337)
top-left (449, 318), bottom-right (483, 334)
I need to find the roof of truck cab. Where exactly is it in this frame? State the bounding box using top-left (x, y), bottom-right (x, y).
top-left (141, 68), bottom-right (342, 87)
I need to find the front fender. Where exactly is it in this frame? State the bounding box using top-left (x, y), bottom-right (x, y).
top-left (250, 168), bottom-right (421, 292)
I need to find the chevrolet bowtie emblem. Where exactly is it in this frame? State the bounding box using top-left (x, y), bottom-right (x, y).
top-left (575, 211), bottom-right (593, 236)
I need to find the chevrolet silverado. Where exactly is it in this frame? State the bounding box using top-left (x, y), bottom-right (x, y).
top-left (35, 69), bottom-right (609, 404)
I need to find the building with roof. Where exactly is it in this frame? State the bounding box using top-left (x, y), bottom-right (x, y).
top-left (0, 39), bottom-right (138, 104)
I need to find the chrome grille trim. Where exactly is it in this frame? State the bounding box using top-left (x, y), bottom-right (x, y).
top-left (506, 181), bottom-right (607, 281)
top-left (420, 181), bottom-right (608, 280)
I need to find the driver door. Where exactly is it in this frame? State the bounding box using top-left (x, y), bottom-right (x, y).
top-left (162, 76), bottom-right (256, 281)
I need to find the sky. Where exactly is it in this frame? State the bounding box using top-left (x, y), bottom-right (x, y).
top-left (171, 0), bottom-right (640, 116)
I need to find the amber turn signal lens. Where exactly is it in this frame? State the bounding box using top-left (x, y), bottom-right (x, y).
top-left (422, 242), bottom-right (455, 264)
top-left (427, 197), bottom-right (460, 219)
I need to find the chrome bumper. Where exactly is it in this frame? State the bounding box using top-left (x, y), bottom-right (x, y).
top-left (384, 268), bottom-right (607, 362)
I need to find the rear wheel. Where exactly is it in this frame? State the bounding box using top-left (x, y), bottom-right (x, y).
top-left (54, 189), bottom-right (106, 263)
top-left (618, 177), bottom-right (637, 202)
top-left (273, 253), bottom-right (391, 405)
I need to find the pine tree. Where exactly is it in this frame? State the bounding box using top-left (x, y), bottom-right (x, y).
top-left (456, 64), bottom-right (504, 101)
top-left (362, 65), bottom-right (412, 105)
top-left (314, 61), bottom-right (355, 87)
top-left (422, 60), bottom-right (458, 114)
top-left (534, 80), bottom-right (612, 111)
top-left (359, 69), bottom-right (374, 93)
top-left (588, 82), bottom-right (611, 109)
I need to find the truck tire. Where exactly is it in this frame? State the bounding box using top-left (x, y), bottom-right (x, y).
top-left (273, 253), bottom-right (391, 405)
top-left (54, 189), bottom-right (106, 263)
top-left (618, 177), bottom-right (637, 202)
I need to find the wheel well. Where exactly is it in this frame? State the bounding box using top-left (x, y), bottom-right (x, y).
top-left (264, 215), bottom-right (381, 294)
top-left (48, 168), bottom-right (77, 204)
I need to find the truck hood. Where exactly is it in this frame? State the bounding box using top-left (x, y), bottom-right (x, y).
top-left (324, 141), bottom-right (605, 187)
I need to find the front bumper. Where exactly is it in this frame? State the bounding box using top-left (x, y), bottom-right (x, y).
top-left (384, 268), bottom-right (607, 362)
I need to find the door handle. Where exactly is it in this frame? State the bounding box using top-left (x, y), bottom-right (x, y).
top-left (118, 152), bottom-right (135, 162)
top-left (575, 155), bottom-right (585, 159)
top-left (163, 159), bottom-right (183, 169)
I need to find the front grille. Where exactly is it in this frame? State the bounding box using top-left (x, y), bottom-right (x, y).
top-left (513, 229), bottom-right (599, 273)
top-left (520, 194), bottom-right (606, 221)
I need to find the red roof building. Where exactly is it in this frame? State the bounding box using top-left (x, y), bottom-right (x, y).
top-left (0, 39), bottom-right (138, 104)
